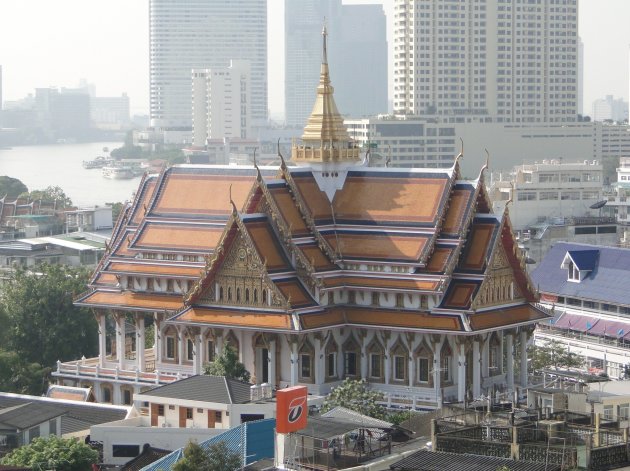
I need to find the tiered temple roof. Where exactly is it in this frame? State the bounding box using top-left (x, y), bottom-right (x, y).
top-left (75, 28), bottom-right (546, 336)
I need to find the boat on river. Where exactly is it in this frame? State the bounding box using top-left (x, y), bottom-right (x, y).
top-left (83, 156), bottom-right (112, 169)
top-left (102, 165), bottom-right (135, 179)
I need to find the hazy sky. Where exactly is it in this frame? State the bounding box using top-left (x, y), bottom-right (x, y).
top-left (0, 0), bottom-right (628, 118)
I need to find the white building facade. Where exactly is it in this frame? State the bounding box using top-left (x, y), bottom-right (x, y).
top-left (393, 0), bottom-right (579, 123)
top-left (192, 61), bottom-right (252, 147)
top-left (149, 0), bottom-right (266, 137)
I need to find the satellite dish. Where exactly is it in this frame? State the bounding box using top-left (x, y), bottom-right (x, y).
top-left (590, 200), bottom-right (607, 209)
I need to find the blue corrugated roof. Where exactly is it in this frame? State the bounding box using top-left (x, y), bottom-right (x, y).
top-left (531, 243), bottom-right (630, 306)
top-left (139, 418), bottom-right (275, 471)
top-left (566, 249), bottom-right (599, 271)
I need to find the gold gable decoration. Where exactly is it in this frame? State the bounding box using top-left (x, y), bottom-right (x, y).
top-left (291, 26), bottom-right (361, 164)
top-left (472, 243), bottom-right (524, 309)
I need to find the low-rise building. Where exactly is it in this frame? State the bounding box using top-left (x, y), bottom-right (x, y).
top-left (532, 243), bottom-right (630, 379)
top-left (65, 206), bottom-right (113, 233)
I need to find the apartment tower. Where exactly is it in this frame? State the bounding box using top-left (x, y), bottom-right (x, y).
top-left (393, 0), bottom-right (578, 123)
top-left (149, 0), bottom-right (267, 136)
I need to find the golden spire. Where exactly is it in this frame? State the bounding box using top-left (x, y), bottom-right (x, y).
top-left (291, 25), bottom-right (360, 164)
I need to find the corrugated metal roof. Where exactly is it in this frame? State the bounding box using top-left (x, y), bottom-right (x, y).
top-left (139, 375), bottom-right (253, 404)
top-left (532, 242), bottom-right (630, 306)
top-left (390, 450), bottom-right (560, 471)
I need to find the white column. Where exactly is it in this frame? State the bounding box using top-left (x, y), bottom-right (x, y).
top-left (136, 316), bottom-right (145, 372)
top-left (408, 355), bottom-right (415, 388)
top-left (433, 347), bottom-right (442, 408)
top-left (315, 337), bottom-right (325, 386)
top-left (482, 336), bottom-right (490, 379)
top-left (520, 330), bottom-right (528, 388)
top-left (473, 340), bottom-right (481, 399)
top-left (457, 343), bottom-right (466, 402)
top-left (193, 333), bottom-right (202, 375)
top-left (153, 313), bottom-right (162, 365)
top-left (361, 337), bottom-right (368, 380)
top-left (290, 341), bottom-right (298, 386)
top-left (269, 339), bottom-right (277, 388)
top-left (506, 333), bottom-right (515, 390)
top-left (178, 328), bottom-right (185, 366)
top-left (115, 313), bottom-right (126, 369)
top-left (98, 312), bottom-right (107, 367)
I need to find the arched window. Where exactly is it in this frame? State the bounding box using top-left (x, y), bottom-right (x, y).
top-left (367, 338), bottom-right (384, 380)
top-left (237, 288), bottom-right (241, 302)
top-left (324, 337), bottom-right (338, 379)
top-left (253, 289), bottom-right (258, 303)
top-left (228, 287), bottom-right (233, 301)
top-left (415, 342), bottom-right (432, 384)
top-left (299, 340), bottom-right (315, 382)
top-left (440, 342), bottom-right (452, 383)
top-left (245, 288), bottom-right (250, 303)
top-left (262, 289), bottom-right (267, 305)
top-left (391, 340), bottom-right (409, 382)
top-left (219, 286), bottom-right (224, 301)
top-left (342, 336), bottom-right (360, 378)
top-left (489, 333), bottom-right (501, 373)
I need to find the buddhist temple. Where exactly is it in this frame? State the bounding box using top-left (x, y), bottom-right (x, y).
top-left (55, 30), bottom-right (548, 409)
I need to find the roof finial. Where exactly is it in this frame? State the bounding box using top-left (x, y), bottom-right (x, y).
top-left (253, 147), bottom-right (262, 182)
top-left (322, 22), bottom-right (328, 65)
top-left (277, 138), bottom-right (287, 169)
top-left (229, 184), bottom-right (238, 215)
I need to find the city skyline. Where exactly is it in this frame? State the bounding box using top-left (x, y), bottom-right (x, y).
top-left (0, 0), bottom-right (628, 119)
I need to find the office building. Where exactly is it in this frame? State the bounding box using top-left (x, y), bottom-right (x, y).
top-left (192, 60), bottom-right (252, 147)
top-left (393, 0), bottom-right (579, 123)
top-left (285, 0), bottom-right (387, 127)
top-left (91, 94), bottom-right (130, 130)
top-left (592, 95), bottom-right (629, 123)
top-left (149, 0), bottom-right (267, 140)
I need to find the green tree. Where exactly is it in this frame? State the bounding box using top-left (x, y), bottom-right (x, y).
top-left (203, 345), bottom-right (250, 382)
top-left (1, 436), bottom-right (98, 471)
top-left (173, 440), bottom-right (241, 471)
top-left (321, 378), bottom-right (386, 419)
top-left (106, 201), bottom-right (124, 222)
top-left (529, 340), bottom-right (584, 372)
top-left (173, 441), bottom-right (211, 471)
top-left (0, 349), bottom-right (50, 395)
top-left (0, 176), bottom-right (28, 198)
top-left (206, 441), bottom-right (242, 471)
top-left (0, 264), bottom-right (97, 368)
top-left (22, 185), bottom-right (73, 207)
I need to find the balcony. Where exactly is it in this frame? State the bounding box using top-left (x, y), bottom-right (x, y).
top-left (53, 349), bottom-right (193, 386)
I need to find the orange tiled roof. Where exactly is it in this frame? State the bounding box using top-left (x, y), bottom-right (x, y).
top-left (331, 174), bottom-right (450, 226)
top-left (469, 304), bottom-right (549, 330)
top-left (424, 246), bottom-right (456, 273)
top-left (129, 177), bottom-right (158, 226)
top-left (275, 278), bottom-right (316, 308)
top-left (300, 307), bottom-right (463, 331)
top-left (175, 307), bottom-right (293, 330)
top-left (323, 231), bottom-right (430, 262)
top-left (152, 171), bottom-right (255, 218)
top-left (440, 280), bottom-right (480, 309)
top-left (290, 172), bottom-right (333, 221)
top-left (441, 184), bottom-right (476, 236)
top-left (76, 290), bottom-right (184, 311)
top-left (133, 222), bottom-right (224, 252)
top-left (243, 218), bottom-right (292, 272)
top-left (267, 184), bottom-right (310, 237)
top-left (458, 218), bottom-right (499, 272)
top-left (298, 243), bottom-right (337, 272)
top-left (93, 273), bottom-right (118, 287)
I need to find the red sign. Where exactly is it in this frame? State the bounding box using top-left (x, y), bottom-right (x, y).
top-left (276, 386), bottom-right (308, 433)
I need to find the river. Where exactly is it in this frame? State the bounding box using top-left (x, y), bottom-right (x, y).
top-left (0, 142), bottom-right (144, 207)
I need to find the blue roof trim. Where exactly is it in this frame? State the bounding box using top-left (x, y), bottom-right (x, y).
top-left (567, 249), bottom-right (599, 271)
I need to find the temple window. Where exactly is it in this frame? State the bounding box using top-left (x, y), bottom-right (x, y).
top-left (299, 341), bottom-right (314, 382)
top-left (207, 340), bottom-right (215, 362)
top-left (147, 278), bottom-right (154, 291)
top-left (236, 288), bottom-right (241, 302)
top-left (262, 289), bottom-right (267, 305)
top-left (391, 341), bottom-right (408, 382)
top-left (440, 343), bottom-right (452, 383)
top-left (325, 338), bottom-right (338, 379)
top-left (368, 339), bottom-right (384, 380)
top-left (122, 388), bottom-right (133, 405)
top-left (102, 385), bottom-right (113, 404)
top-left (165, 335), bottom-right (176, 360)
top-left (253, 289), bottom-right (258, 303)
top-left (167, 279), bottom-right (174, 292)
top-left (245, 288), bottom-right (250, 303)
top-left (343, 336), bottom-right (360, 378)
top-left (224, 331), bottom-right (240, 357)
top-left (228, 287), bottom-right (233, 301)
top-left (186, 339), bottom-right (194, 362)
top-left (417, 356), bottom-right (430, 383)
top-left (219, 286), bottom-right (224, 301)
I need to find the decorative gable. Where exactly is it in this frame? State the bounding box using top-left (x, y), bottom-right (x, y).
top-left (472, 242), bottom-right (524, 309)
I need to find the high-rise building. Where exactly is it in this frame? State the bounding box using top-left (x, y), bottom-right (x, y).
top-left (592, 95), bottom-right (629, 123)
top-left (192, 60), bottom-right (252, 146)
top-left (149, 0), bottom-right (267, 138)
top-left (285, 0), bottom-right (387, 127)
top-left (393, 0), bottom-right (579, 123)
top-left (285, 0), bottom-right (341, 128)
top-left (334, 5), bottom-right (388, 119)
top-left (578, 39), bottom-right (584, 116)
